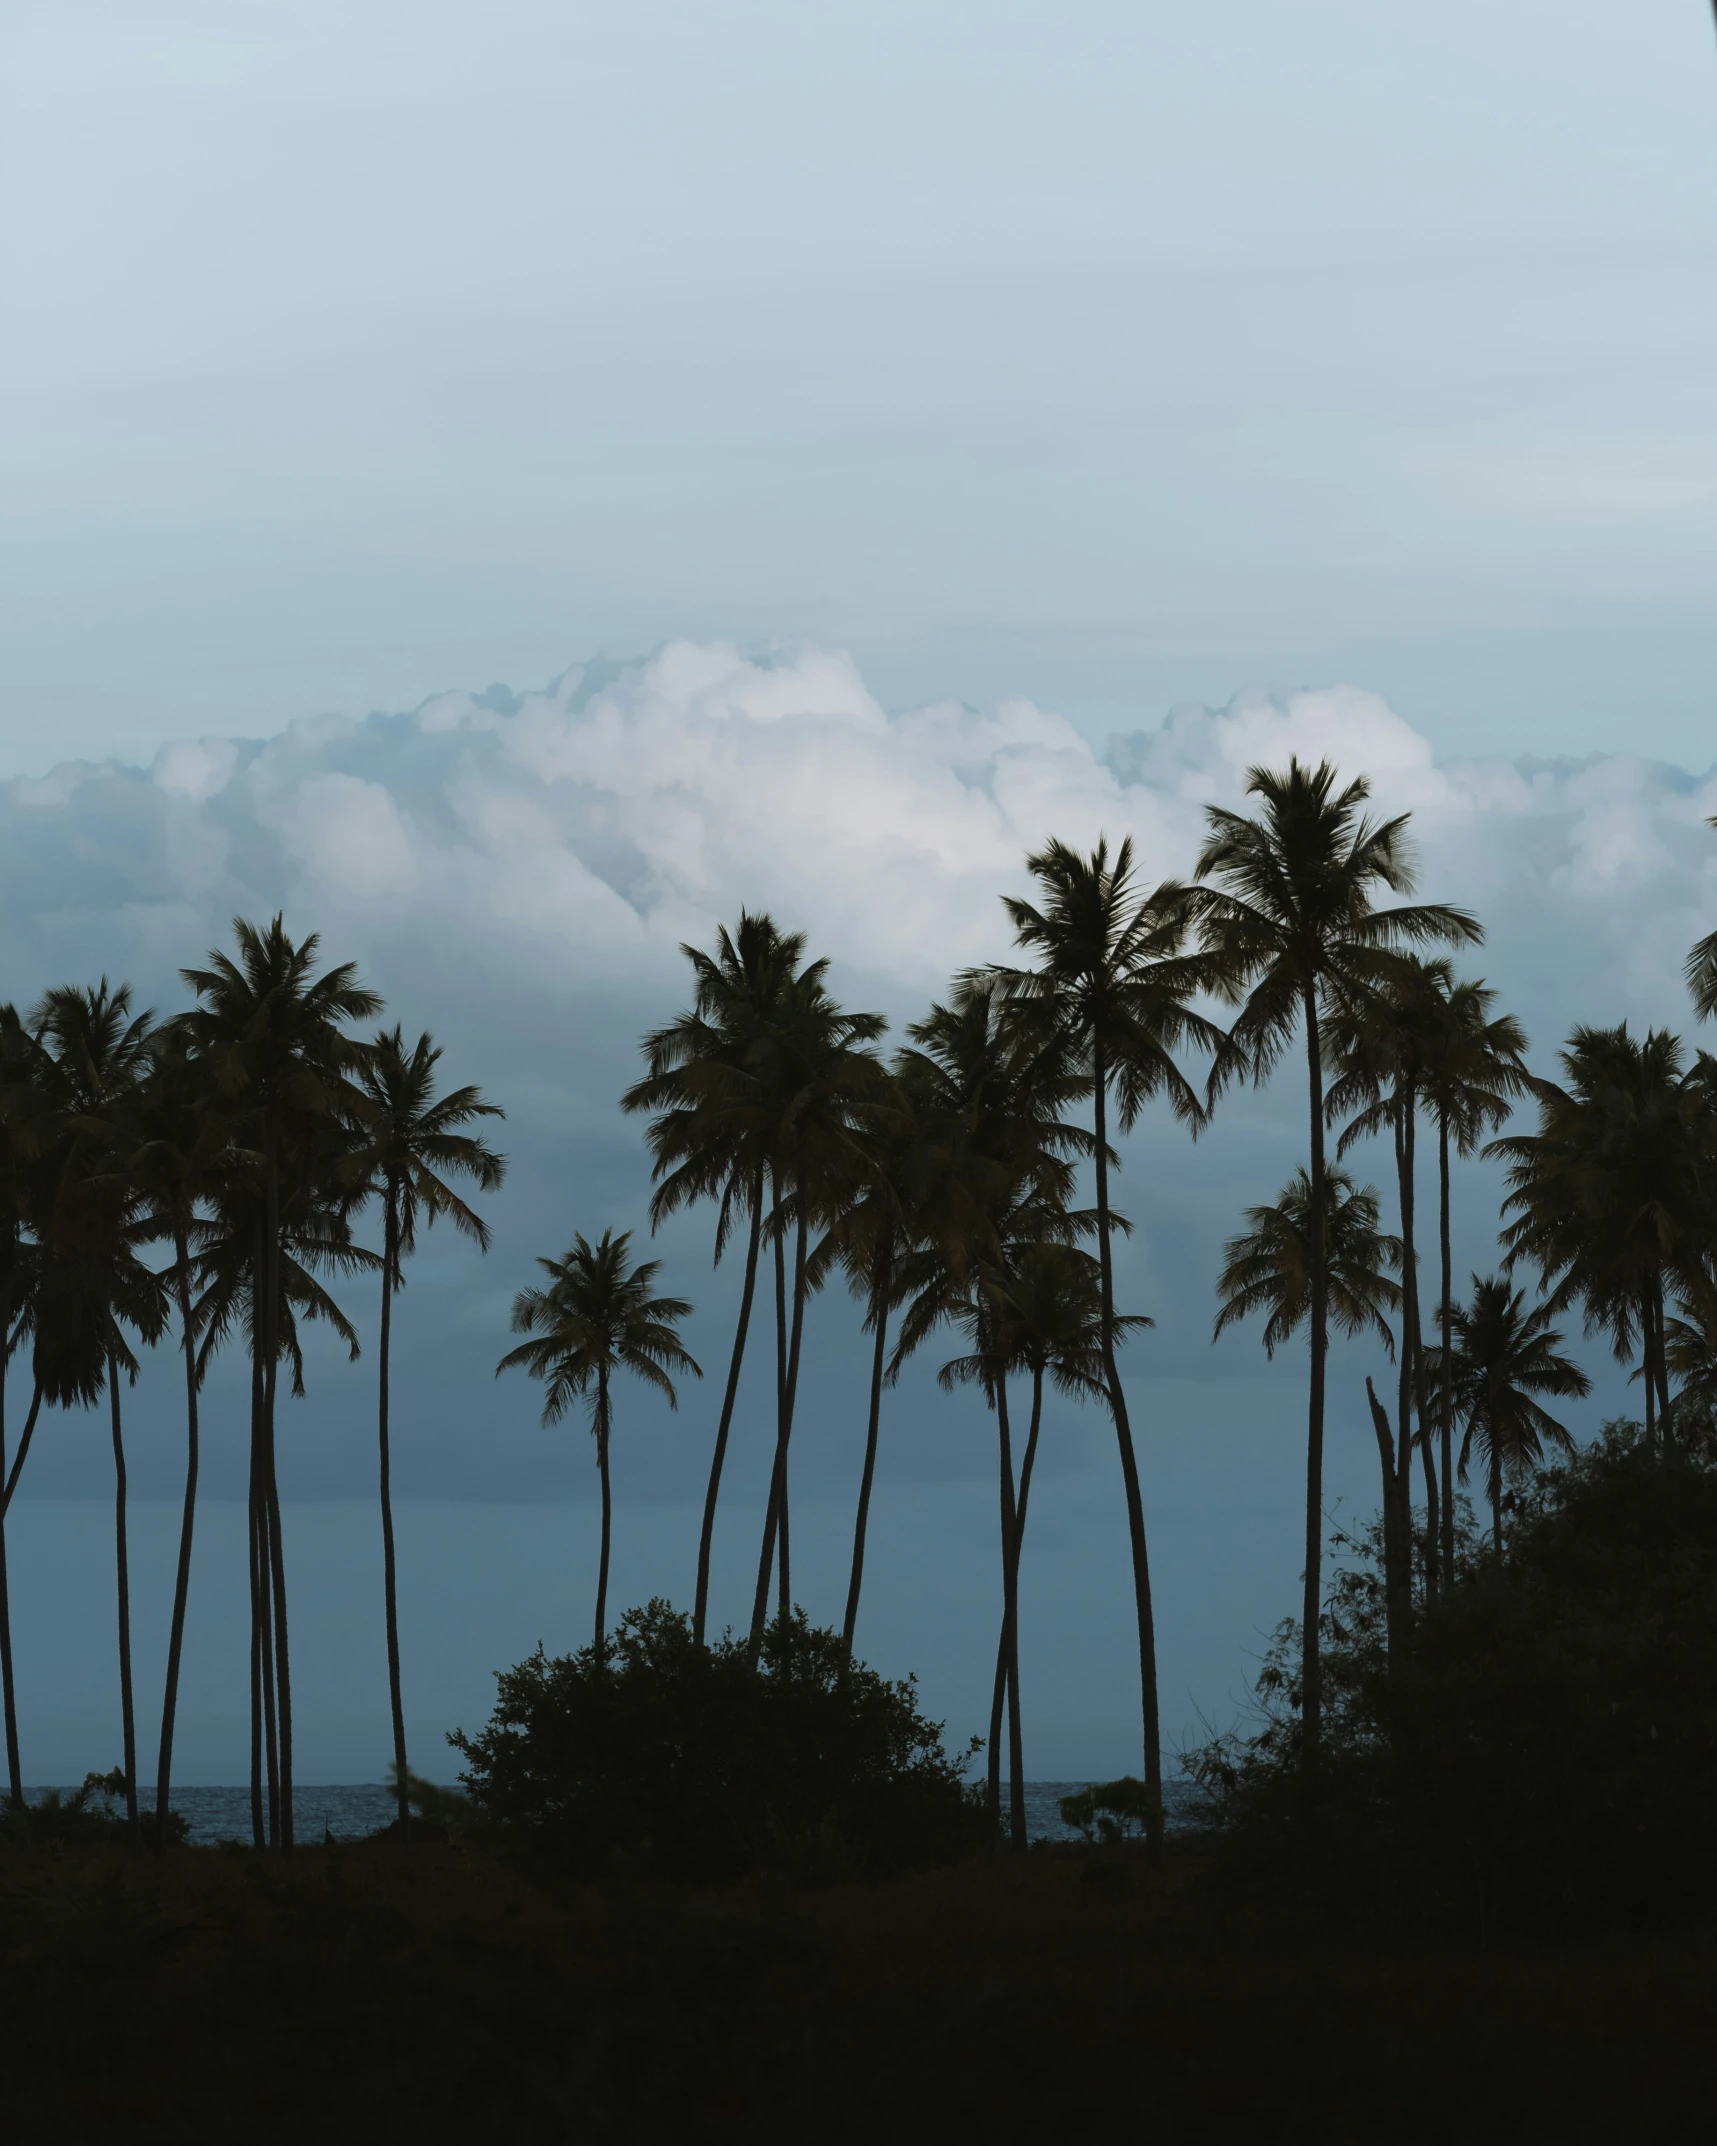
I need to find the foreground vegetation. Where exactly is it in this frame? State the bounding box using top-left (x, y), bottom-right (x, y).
top-left (2, 1830), bottom-right (1713, 2144)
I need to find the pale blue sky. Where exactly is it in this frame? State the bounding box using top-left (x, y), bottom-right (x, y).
top-left (2, 5), bottom-right (1716, 1786)
top-left (5, 2), bottom-right (1716, 768)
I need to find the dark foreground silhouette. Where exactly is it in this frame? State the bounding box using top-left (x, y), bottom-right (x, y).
top-left (3, 1831), bottom-right (1715, 2144)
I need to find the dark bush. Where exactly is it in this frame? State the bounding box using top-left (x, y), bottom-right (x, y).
top-left (1188, 1416), bottom-right (1717, 1932)
top-left (450, 1600), bottom-right (985, 1880)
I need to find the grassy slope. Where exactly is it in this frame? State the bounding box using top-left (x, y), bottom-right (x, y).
top-left (3, 1839), bottom-right (1714, 2142)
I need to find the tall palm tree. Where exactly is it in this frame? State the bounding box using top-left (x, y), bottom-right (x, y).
top-left (0, 1005), bottom-right (46, 1808)
top-left (805, 1064), bottom-right (922, 1659)
top-left (961, 1240), bottom-right (1130, 1852)
top-left (180, 916), bottom-right (380, 1852)
top-left (190, 1156), bottom-right (374, 1846)
top-left (1420, 978), bottom-right (1528, 1583)
top-left (1440, 1275), bottom-right (1590, 1556)
top-left (351, 1028), bottom-right (504, 1829)
top-left (621, 913), bottom-right (801, 1648)
top-left (994, 835), bottom-right (1219, 1854)
top-left (895, 979), bottom-right (1091, 1850)
top-left (30, 981), bottom-right (167, 1830)
top-left (1491, 1025), bottom-right (1710, 1449)
top-left (744, 966), bottom-right (886, 1648)
top-left (498, 1229), bottom-right (701, 1649)
top-left (125, 1023), bottom-right (233, 1852)
top-left (1191, 760), bottom-right (1478, 1751)
top-left (1214, 1167), bottom-right (1403, 1361)
top-left (1325, 955), bottom-right (1453, 1619)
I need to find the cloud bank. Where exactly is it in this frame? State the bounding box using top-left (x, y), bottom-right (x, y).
top-left (10, 642), bottom-right (1716, 1051)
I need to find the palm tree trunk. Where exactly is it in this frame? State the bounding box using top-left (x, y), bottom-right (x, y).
top-left (378, 1181), bottom-right (410, 1828)
top-left (842, 1239), bottom-right (892, 1656)
top-left (0, 1379), bottom-right (45, 1521)
top-left (247, 1309), bottom-right (269, 1851)
top-left (155, 1213), bottom-right (199, 1855)
top-left (751, 1185), bottom-right (809, 1649)
top-left (694, 1174), bottom-right (763, 1647)
top-left (1438, 1117), bottom-right (1455, 1588)
top-left (1365, 1376), bottom-right (1401, 1658)
top-left (108, 1352), bottom-right (138, 1832)
top-left (594, 1369), bottom-right (612, 1653)
top-left (1301, 993), bottom-right (1329, 1758)
top-left (984, 1362), bottom-right (1020, 1857)
top-left (1400, 1098), bottom-right (1438, 1604)
top-left (1642, 1287), bottom-right (1657, 1448)
top-left (262, 1138), bottom-right (293, 1853)
top-left (777, 1203), bottom-right (809, 1619)
top-left (747, 1190), bottom-right (791, 1654)
top-left (1005, 1368), bottom-right (1044, 1854)
top-left (0, 1291), bottom-right (22, 1809)
top-left (1091, 1043), bottom-right (1164, 1857)
top-left (1652, 1273), bottom-right (1672, 1440)
top-left (1389, 1114), bottom-right (1413, 1629)
top-left (1490, 1448), bottom-right (1503, 1561)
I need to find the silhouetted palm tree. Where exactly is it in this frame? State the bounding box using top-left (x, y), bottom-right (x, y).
top-left (30, 981), bottom-right (167, 1829)
top-left (180, 917), bottom-right (380, 1851)
top-left (1214, 1167), bottom-right (1403, 1360)
top-left (351, 1027), bottom-right (504, 1829)
top-left (1192, 760), bottom-right (1478, 1751)
top-left (1492, 1025), bottom-right (1711, 1448)
top-left (1325, 955), bottom-right (1452, 1618)
top-left (966, 1240), bottom-right (1131, 1851)
top-left (621, 913), bottom-right (801, 1647)
top-left (894, 979), bottom-right (1088, 1848)
top-left (498, 1229), bottom-right (701, 1649)
top-left (125, 1022), bottom-right (233, 1851)
top-left (191, 1157), bottom-right (373, 1845)
top-left (994, 836), bottom-right (1218, 1852)
top-left (1440, 1274), bottom-right (1590, 1556)
top-left (1420, 978), bottom-right (1528, 1582)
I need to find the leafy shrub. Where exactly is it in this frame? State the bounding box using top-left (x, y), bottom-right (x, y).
top-left (1057, 1777), bottom-right (1157, 1846)
top-left (1188, 1416), bottom-right (1717, 1931)
top-left (0, 1769), bottom-right (190, 1849)
top-left (450, 1600), bottom-right (985, 1881)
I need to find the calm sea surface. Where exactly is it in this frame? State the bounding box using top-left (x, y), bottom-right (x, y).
top-left (28, 1780), bottom-right (1197, 1847)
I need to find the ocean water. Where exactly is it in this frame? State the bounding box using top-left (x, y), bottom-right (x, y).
top-left (28, 1780), bottom-right (1199, 1847)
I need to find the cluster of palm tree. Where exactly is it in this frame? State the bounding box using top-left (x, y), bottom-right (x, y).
top-left (0, 918), bottom-right (505, 1851)
top-left (17, 755), bottom-right (1717, 1855)
top-left (578, 758), bottom-right (1717, 1837)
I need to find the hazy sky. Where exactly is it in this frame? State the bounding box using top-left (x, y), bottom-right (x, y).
top-left (5, 2), bottom-right (1717, 769)
top-left (2, 5), bottom-right (1716, 1787)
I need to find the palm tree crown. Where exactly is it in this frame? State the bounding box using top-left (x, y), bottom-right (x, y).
top-left (1437, 1274), bottom-right (1590, 1554)
top-left (499, 1229), bottom-right (701, 1650)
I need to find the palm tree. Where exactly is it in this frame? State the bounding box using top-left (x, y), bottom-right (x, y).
top-left (1325, 955), bottom-right (1458, 1618)
top-left (1214, 1167), bottom-right (1403, 1360)
top-left (744, 965), bottom-right (886, 1648)
top-left (180, 916), bottom-right (380, 1851)
top-left (1440, 1275), bottom-right (1590, 1556)
top-left (351, 1028), bottom-right (505, 1829)
top-left (994, 836), bottom-right (1220, 1854)
top-left (805, 1065), bottom-right (921, 1658)
top-left (621, 913), bottom-right (802, 1648)
top-left (895, 979), bottom-right (1091, 1850)
top-left (962, 1240), bottom-right (1131, 1852)
top-left (190, 1155), bottom-right (374, 1846)
top-left (30, 981), bottom-right (167, 1830)
top-left (1491, 1025), bottom-right (1710, 1449)
top-left (0, 1005), bottom-right (48, 1807)
top-left (1191, 760), bottom-right (1478, 1751)
top-left (1420, 978), bottom-right (1528, 1584)
top-left (125, 1023), bottom-right (233, 1852)
top-left (498, 1229), bottom-right (701, 1648)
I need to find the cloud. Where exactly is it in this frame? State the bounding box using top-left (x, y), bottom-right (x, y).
top-left (1, 640), bottom-right (1711, 1514)
top-left (6, 642), bottom-right (1712, 1043)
